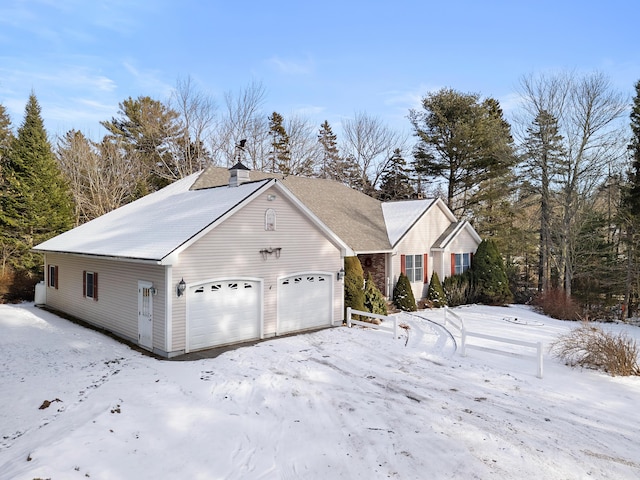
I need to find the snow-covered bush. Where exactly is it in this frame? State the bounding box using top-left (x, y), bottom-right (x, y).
top-left (364, 272), bottom-right (387, 316)
top-left (426, 271), bottom-right (447, 308)
top-left (393, 272), bottom-right (417, 312)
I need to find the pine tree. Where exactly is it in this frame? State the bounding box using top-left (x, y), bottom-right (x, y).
top-left (101, 96), bottom-right (183, 195)
top-left (0, 103), bottom-right (14, 167)
top-left (378, 148), bottom-right (415, 200)
top-left (344, 256), bottom-right (366, 317)
top-left (426, 271), bottom-right (447, 307)
top-left (622, 80), bottom-right (640, 317)
top-left (0, 92), bottom-right (74, 273)
top-left (364, 272), bottom-right (388, 315)
top-left (472, 239), bottom-right (513, 305)
top-left (523, 109), bottom-right (565, 293)
top-left (393, 272), bottom-right (417, 311)
top-left (268, 112), bottom-right (291, 174)
top-left (317, 120), bottom-right (341, 179)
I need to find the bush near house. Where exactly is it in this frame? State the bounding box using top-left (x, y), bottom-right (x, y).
top-left (443, 271), bottom-right (474, 307)
top-left (472, 239), bottom-right (513, 305)
top-left (344, 256), bottom-right (366, 317)
top-left (426, 271), bottom-right (447, 308)
top-left (393, 272), bottom-right (417, 312)
top-left (364, 272), bottom-right (387, 316)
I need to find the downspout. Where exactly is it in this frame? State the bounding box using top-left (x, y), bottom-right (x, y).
top-left (165, 265), bottom-right (173, 354)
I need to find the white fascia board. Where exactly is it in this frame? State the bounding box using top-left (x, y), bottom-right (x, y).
top-left (36, 250), bottom-right (164, 265)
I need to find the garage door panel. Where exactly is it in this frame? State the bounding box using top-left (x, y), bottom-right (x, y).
top-left (188, 280), bottom-right (261, 351)
top-left (278, 274), bottom-right (332, 334)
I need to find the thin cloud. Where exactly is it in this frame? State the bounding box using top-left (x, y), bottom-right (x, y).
top-left (122, 61), bottom-right (174, 97)
top-left (267, 56), bottom-right (315, 75)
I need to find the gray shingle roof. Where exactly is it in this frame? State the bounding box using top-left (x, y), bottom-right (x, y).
top-left (193, 167), bottom-right (392, 253)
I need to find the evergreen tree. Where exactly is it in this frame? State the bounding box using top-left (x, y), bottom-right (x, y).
top-left (0, 103), bottom-right (14, 167)
top-left (393, 272), bottom-right (417, 311)
top-left (344, 256), bottom-right (366, 317)
top-left (622, 80), bottom-right (640, 317)
top-left (364, 272), bottom-right (388, 315)
top-left (101, 96), bottom-right (183, 195)
top-left (523, 109), bottom-right (565, 293)
top-left (317, 120), bottom-right (341, 179)
top-left (0, 92), bottom-right (74, 272)
top-left (409, 88), bottom-right (515, 218)
top-left (268, 112), bottom-right (291, 174)
top-left (472, 239), bottom-right (513, 305)
top-left (426, 271), bottom-right (447, 307)
top-left (378, 148), bottom-right (415, 200)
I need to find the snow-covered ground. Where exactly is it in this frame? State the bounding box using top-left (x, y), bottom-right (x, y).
top-left (1, 303), bottom-right (639, 479)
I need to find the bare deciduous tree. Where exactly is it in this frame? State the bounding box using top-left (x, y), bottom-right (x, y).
top-left (517, 71), bottom-right (628, 296)
top-left (341, 111), bottom-right (405, 193)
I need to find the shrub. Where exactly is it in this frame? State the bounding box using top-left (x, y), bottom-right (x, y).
top-left (443, 271), bottom-right (474, 307)
top-left (551, 323), bottom-right (640, 376)
top-left (472, 239), bottom-right (513, 305)
top-left (393, 272), bottom-right (417, 312)
top-left (344, 256), bottom-right (366, 317)
top-left (532, 289), bottom-right (582, 321)
top-left (426, 271), bottom-right (447, 308)
top-left (364, 272), bottom-right (387, 316)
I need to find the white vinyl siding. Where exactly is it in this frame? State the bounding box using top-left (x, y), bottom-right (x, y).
top-left (394, 203), bottom-right (454, 299)
top-left (44, 253), bottom-right (166, 351)
top-left (172, 186), bottom-right (344, 352)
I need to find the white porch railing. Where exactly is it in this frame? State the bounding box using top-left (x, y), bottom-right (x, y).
top-left (444, 306), bottom-right (544, 379)
top-left (345, 307), bottom-right (399, 339)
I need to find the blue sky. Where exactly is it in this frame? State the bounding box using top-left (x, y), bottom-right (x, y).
top-left (0, 0), bottom-right (638, 140)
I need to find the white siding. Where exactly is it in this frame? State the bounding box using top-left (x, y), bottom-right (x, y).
top-left (171, 186), bottom-right (344, 351)
top-left (393, 203), bottom-right (453, 299)
top-left (44, 253), bottom-right (166, 350)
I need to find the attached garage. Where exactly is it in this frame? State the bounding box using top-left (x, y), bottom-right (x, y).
top-left (277, 273), bottom-right (333, 334)
top-left (187, 279), bottom-right (262, 351)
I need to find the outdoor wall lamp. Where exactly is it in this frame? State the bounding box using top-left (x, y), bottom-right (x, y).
top-left (176, 278), bottom-right (186, 297)
top-left (337, 267), bottom-right (345, 281)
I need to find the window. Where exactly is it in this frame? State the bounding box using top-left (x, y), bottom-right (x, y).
top-left (404, 254), bottom-right (423, 283)
top-left (48, 265), bottom-right (58, 289)
top-left (265, 208), bottom-right (276, 231)
top-left (83, 271), bottom-right (98, 300)
top-left (454, 253), bottom-right (471, 275)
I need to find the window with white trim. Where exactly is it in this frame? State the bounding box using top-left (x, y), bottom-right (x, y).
top-left (265, 208), bottom-right (276, 231)
top-left (48, 265), bottom-right (58, 289)
top-left (83, 271), bottom-right (98, 300)
top-left (405, 254), bottom-right (423, 282)
top-left (454, 253), bottom-right (471, 275)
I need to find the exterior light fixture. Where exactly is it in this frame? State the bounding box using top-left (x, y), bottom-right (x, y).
top-left (176, 278), bottom-right (186, 297)
top-left (267, 194), bottom-right (276, 201)
top-left (337, 267), bottom-right (345, 281)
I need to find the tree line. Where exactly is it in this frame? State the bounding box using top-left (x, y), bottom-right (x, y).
top-left (1, 71), bottom-right (639, 319)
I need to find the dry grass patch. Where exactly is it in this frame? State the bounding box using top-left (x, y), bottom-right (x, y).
top-left (551, 323), bottom-right (640, 376)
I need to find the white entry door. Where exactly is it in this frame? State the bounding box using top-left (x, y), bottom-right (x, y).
top-left (138, 281), bottom-right (153, 350)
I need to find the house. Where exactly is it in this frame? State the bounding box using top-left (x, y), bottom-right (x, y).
top-left (34, 165), bottom-right (350, 357)
top-left (195, 167), bottom-right (482, 300)
top-left (34, 164), bottom-right (481, 357)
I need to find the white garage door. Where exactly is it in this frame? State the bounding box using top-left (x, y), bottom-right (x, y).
top-left (188, 279), bottom-right (261, 351)
top-left (278, 273), bottom-right (332, 334)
